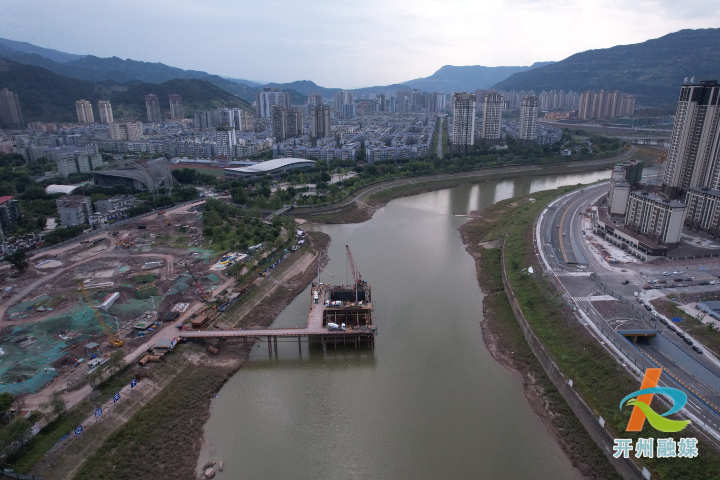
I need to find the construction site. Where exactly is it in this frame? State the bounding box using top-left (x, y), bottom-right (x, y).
top-left (0, 202), bottom-right (239, 395)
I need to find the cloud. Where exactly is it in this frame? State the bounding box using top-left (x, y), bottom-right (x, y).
top-left (0, 0), bottom-right (718, 87)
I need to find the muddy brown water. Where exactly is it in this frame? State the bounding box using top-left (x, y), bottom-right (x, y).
top-left (198, 171), bottom-right (611, 479)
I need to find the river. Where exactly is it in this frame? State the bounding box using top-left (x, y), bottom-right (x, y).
top-left (198, 170), bottom-right (611, 479)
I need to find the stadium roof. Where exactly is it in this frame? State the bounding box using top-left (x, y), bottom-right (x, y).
top-left (225, 158), bottom-right (316, 175)
top-left (45, 185), bottom-right (81, 195)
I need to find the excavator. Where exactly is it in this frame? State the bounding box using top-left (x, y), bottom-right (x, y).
top-left (78, 283), bottom-right (124, 347)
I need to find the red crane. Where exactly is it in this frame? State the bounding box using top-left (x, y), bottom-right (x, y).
top-left (186, 265), bottom-right (208, 301)
top-left (346, 245), bottom-right (362, 285)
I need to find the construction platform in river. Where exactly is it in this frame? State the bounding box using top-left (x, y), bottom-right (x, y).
top-left (178, 245), bottom-right (376, 353)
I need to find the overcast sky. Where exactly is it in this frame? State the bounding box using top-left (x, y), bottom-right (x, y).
top-left (1, 0), bottom-right (719, 88)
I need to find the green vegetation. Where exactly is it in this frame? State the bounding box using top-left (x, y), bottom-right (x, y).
top-left (0, 393), bottom-right (93, 473)
top-left (109, 78), bottom-right (253, 120)
top-left (71, 363), bottom-right (234, 480)
top-left (492, 28), bottom-right (720, 105)
top-left (470, 246), bottom-right (620, 478)
top-left (0, 58), bottom-right (103, 123)
top-left (200, 197), bottom-right (295, 252)
top-left (0, 58), bottom-right (254, 123)
top-left (463, 187), bottom-right (720, 479)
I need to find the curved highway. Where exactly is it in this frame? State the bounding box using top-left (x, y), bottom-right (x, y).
top-left (538, 183), bottom-right (720, 438)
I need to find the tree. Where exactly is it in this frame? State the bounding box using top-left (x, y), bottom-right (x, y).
top-left (38, 401), bottom-right (51, 423)
top-left (50, 391), bottom-right (66, 417)
top-left (1, 418), bottom-right (31, 449)
top-left (0, 393), bottom-right (13, 424)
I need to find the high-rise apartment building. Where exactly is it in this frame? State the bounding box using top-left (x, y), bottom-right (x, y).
top-left (341, 103), bottom-right (356, 120)
top-left (98, 100), bottom-right (113, 124)
top-left (271, 105), bottom-right (288, 142)
top-left (311, 105), bottom-right (331, 145)
top-left (0, 88), bottom-right (24, 129)
top-left (307, 92), bottom-right (323, 106)
top-left (451, 92), bottom-right (476, 153)
top-left (110, 121), bottom-right (143, 141)
top-left (145, 94), bottom-right (162, 123)
top-left (256, 87), bottom-right (291, 118)
top-left (662, 80), bottom-right (720, 200)
top-left (481, 92), bottom-right (503, 146)
top-left (333, 91), bottom-right (354, 112)
top-left (375, 94), bottom-right (386, 112)
top-left (577, 90), bottom-right (635, 120)
top-left (215, 127), bottom-right (237, 157)
top-left (287, 107), bottom-right (303, 138)
top-left (518, 96), bottom-right (539, 146)
top-left (169, 94), bottom-right (184, 120)
top-left (75, 100), bottom-right (94, 123)
top-left (271, 106), bottom-right (303, 143)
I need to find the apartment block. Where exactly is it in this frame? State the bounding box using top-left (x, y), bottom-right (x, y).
top-left (95, 195), bottom-right (137, 213)
top-left (662, 80), bottom-right (720, 200)
top-left (451, 92), bottom-right (476, 153)
top-left (518, 96), bottom-right (538, 146)
top-left (0, 88), bottom-right (24, 129)
top-left (481, 92), bottom-right (503, 145)
top-left (311, 105), bottom-right (331, 145)
top-left (98, 100), bottom-right (114, 124)
top-left (256, 87), bottom-right (291, 118)
top-left (215, 128), bottom-right (237, 157)
top-left (75, 100), bottom-right (94, 123)
top-left (56, 195), bottom-right (92, 227)
top-left (169, 94), bottom-right (184, 120)
top-left (110, 121), bottom-right (143, 141)
top-left (625, 191), bottom-right (687, 245)
top-left (145, 94), bottom-right (162, 123)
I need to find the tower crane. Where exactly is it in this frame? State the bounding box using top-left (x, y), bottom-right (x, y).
top-left (78, 283), bottom-right (123, 347)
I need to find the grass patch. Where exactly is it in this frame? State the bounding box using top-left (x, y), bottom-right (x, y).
top-left (650, 298), bottom-right (720, 357)
top-left (8, 400), bottom-right (94, 473)
top-left (72, 363), bottom-right (235, 480)
top-left (476, 248), bottom-right (620, 479)
top-left (462, 186), bottom-right (720, 478)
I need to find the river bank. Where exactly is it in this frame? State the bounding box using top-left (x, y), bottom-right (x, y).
top-left (304, 158), bottom-right (625, 225)
top-left (458, 191), bottom-right (620, 480)
top-left (461, 187), bottom-right (720, 479)
top-left (31, 231), bottom-right (330, 480)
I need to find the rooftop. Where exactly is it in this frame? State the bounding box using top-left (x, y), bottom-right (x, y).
top-left (630, 190), bottom-right (686, 208)
top-left (0, 196), bottom-right (14, 205)
top-left (224, 158), bottom-right (317, 174)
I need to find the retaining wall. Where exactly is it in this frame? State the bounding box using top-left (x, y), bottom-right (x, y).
top-left (500, 248), bottom-right (644, 480)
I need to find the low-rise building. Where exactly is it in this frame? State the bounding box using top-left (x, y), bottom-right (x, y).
top-left (56, 195), bottom-right (92, 227)
top-left (45, 145), bottom-right (102, 178)
top-left (95, 195), bottom-right (137, 213)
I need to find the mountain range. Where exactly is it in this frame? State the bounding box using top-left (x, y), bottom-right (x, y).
top-left (2, 27), bottom-right (720, 122)
top-left (494, 29), bottom-right (720, 105)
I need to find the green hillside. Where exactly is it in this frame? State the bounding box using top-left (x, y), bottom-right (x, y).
top-left (492, 28), bottom-right (720, 106)
top-left (0, 58), bottom-right (101, 122)
top-left (109, 78), bottom-right (254, 119)
top-left (0, 59), bottom-right (254, 123)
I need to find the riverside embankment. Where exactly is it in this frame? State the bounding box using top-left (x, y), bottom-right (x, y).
top-left (460, 187), bottom-right (720, 480)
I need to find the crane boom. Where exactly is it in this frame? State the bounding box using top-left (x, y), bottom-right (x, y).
top-left (346, 245), bottom-right (361, 284)
top-left (186, 265), bottom-right (208, 300)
